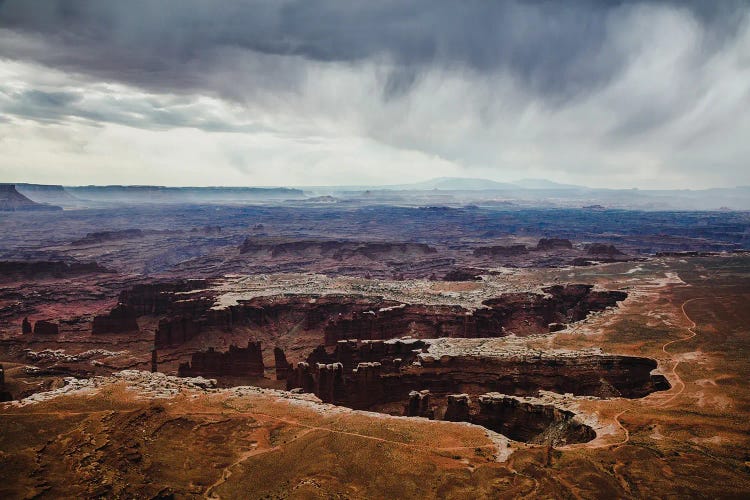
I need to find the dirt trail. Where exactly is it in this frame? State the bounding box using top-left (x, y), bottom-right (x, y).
top-left (204, 427), bottom-right (317, 499)
top-left (577, 294), bottom-right (706, 450)
top-left (610, 296), bottom-right (703, 447)
top-left (657, 297), bottom-right (701, 407)
top-left (242, 410), bottom-right (498, 454)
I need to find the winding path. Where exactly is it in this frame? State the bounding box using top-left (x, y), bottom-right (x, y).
top-left (605, 295), bottom-right (704, 449)
top-left (657, 297), bottom-right (701, 407)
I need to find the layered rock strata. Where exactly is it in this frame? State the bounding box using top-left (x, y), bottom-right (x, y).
top-left (177, 341), bottom-right (264, 378)
top-left (274, 347), bottom-right (291, 380)
top-left (0, 261), bottom-right (110, 281)
top-left (239, 238), bottom-right (437, 261)
top-left (92, 304), bottom-right (139, 334)
top-left (33, 320), bottom-right (59, 335)
top-left (473, 393), bottom-right (595, 445)
top-left (109, 283), bottom-right (629, 350)
top-left (287, 348), bottom-right (668, 410)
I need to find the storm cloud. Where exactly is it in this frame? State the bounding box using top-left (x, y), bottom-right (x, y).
top-left (0, 0), bottom-right (749, 187)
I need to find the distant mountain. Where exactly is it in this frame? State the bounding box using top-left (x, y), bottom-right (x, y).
top-left (377, 177), bottom-right (584, 191)
top-left (316, 177), bottom-right (750, 210)
top-left (5, 179), bottom-right (749, 211)
top-left (512, 178), bottom-right (582, 190)
top-left (390, 177), bottom-right (519, 191)
top-left (0, 184), bottom-right (62, 211)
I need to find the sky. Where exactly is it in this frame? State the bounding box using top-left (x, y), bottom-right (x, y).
top-left (0, 0), bottom-right (749, 189)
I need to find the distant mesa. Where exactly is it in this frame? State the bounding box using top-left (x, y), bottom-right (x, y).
top-left (65, 185), bottom-right (305, 204)
top-left (535, 238), bottom-right (574, 251)
top-left (401, 177), bottom-right (519, 191)
top-left (15, 183), bottom-right (82, 207)
top-left (442, 268), bottom-right (483, 281)
top-left (379, 177), bottom-right (583, 191)
top-left (474, 244), bottom-right (529, 258)
top-left (301, 195), bottom-right (339, 203)
top-left (239, 237), bottom-right (437, 261)
top-left (190, 225), bottom-right (222, 234)
top-left (586, 243), bottom-right (624, 256)
top-left (71, 229), bottom-right (145, 246)
top-left (512, 178), bottom-right (581, 190)
top-left (0, 184), bottom-right (62, 211)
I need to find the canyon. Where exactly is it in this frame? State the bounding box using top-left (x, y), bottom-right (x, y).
top-left (0, 270), bottom-right (660, 447)
top-left (0, 200), bottom-right (748, 498)
top-left (113, 281), bottom-right (628, 352)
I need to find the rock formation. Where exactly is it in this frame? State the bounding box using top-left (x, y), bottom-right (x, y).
top-left (22, 317), bottom-right (32, 334)
top-left (570, 257), bottom-right (596, 266)
top-left (0, 261), bottom-right (110, 281)
top-left (14, 183), bottom-right (81, 207)
top-left (0, 184), bottom-right (61, 211)
top-left (33, 320), bottom-right (59, 335)
top-left (151, 350), bottom-right (158, 373)
top-left (286, 345), bottom-right (670, 413)
top-left (444, 394), bottom-right (471, 422)
top-left (71, 229), bottom-right (145, 246)
top-left (304, 339), bottom-right (425, 374)
top-left (473, 394), bottom-right (595, 445)
top-left (586, 243), bottom-right (624, 256)
top-left (155, 316), bottom-right (204, 348)
top-left (239, 237), bottom-right (437, 261)
top-left (110, 281), bottom-right (627, 349)
top-left (119, 280), bottom-right (209, 316)
top-left (274, 347), bottom-right (291, 380)
top-left (473, 244), bottom-right (528, 257)
top-left (280, 338), bottom-right (668, 445)
top-left (178, 341), bottom-right (264, 378)
top-left (322, 285), bottom-right (627, 342)
top-left (442, 268), bottom-right (483, 281)
top-left (286, 347), bottom-right (606, 445)
top-left (405, 390), bottom-right (434, 418)
top-left (92, 304), bottom-right (139, 334)
top-left (535, 238), bottom-right (573, 250)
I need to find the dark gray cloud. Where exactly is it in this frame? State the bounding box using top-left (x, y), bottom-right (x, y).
top-left (1, 0), bottom-right (746, 102)
top-left (0, 85), bottom-right (272, 133)
top-left (1, 0), bottom-right (749, 188)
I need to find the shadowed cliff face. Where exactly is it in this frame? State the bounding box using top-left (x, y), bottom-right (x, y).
top-left (278, 337), bottom-right (668, 445)
top-left (240, 238), bottom-right (438, 260)
top-left (72, 279), bottom-right (648, 446)
top-left (0, 260), bottom-right (111, 282)
top-left (471, 394), bottom-right (596, 445)
top-left (177, 341), bottom-right (264, 379)
top-left (284, 354), bottom-right (605, 446)
top-left (8, 277), bottom-right (646, 445)
top-left (102, 282), bottom-right (627, 349)
top-left (289, 340), bottom-right (669, 402)
top-left (0, 184), bottom-right (62, 211)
